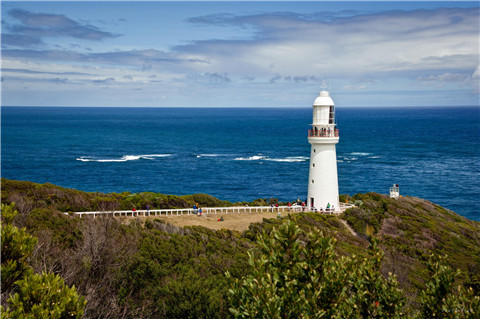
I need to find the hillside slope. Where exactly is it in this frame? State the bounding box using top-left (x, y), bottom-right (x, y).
top-left (1, 179), bottom-right (479, 317)
top-left (342, 192), bottom-right (480, 304)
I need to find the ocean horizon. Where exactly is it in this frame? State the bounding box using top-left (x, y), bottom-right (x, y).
top-left (2, 105), bottom-right (479, 222)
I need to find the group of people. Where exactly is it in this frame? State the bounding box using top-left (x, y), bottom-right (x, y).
top-left (194, 204), bottom-right (226, 221)
top-left (270, 203), bottom-right (280, 212)
top-left (309, 127), bottom-right (339, 138)
top-left (193, 203), bottom-right (203, 216)
top-left (311, 203), bottom-right (335, 213)
top-left (130, 200), bottom-right (334, 219)
top-left (132, 204), bottom-right (150, 217)
top-left (271, 199), bottom-right (336, 214)
top-left (268, 200), bottom-right (307, 212)
top-left (130, 203), bottom-right (214, 219)
top-left (194, 203), bottom-right (224, 221)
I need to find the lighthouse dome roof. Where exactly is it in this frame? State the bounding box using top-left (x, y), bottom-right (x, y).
top-left (313, 90), bottom-right (334, 106)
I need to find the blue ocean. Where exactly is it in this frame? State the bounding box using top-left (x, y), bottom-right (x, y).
top-left (2, 106), bottom-right (479, 222)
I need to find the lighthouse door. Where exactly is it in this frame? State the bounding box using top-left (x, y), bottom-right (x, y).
top-left (310, 198), bottom-right (314, 208)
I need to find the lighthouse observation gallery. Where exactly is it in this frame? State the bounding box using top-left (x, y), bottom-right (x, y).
top-left (307, 90), bottom-right (340, 212)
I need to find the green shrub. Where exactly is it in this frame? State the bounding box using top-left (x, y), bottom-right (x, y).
top-left (1, 203), bottom-right (37, 292)
top-left (417, 255), bottom-right (480, 319)
top-left (1, 203), bottom-right (86, 319)
top-left (228, 220), bottom-right (405, 318)
top-left (25, 208), bottom-right (82, 248)
top-left (3, 272), bottom-right (86, 319)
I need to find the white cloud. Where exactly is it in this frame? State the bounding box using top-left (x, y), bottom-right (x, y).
top-left (1, 6), bottom-right (479, 106)
top-left (176, 8), bottom-right (479, 81)
top-left (342, 84), bottom-right (367, 91)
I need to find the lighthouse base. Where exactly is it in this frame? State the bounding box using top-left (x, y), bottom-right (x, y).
top-left (307, 143), bottom-right (339, 212)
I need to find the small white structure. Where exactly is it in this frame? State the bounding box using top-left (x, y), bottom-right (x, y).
top-left (390, 184), bottom-right (400, 198)
top-left (307, 90), bottom-right (340, 212)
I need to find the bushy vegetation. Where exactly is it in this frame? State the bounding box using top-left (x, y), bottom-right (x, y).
top-left (229, 220), bottom-right (479, 318)
top-left (228, 220), bottom-right (405, 318)
top-left (1, 179), bottom-right (479, 318)
top-left (1, 179), bottom-right (254, 318)
top-left (1, 178), bottom-right (233, 214)
top-left (418, 255), bottom-right (480, 318)
top-left (341, 192), bottom-right (480, 304)
top-left (116, 223), bottom-right (251, 318)
top-left (1, 203), bottom-right (86, 318)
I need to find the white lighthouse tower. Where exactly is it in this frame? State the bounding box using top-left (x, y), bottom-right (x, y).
top-left (307, 90), bottom-right (339, 212)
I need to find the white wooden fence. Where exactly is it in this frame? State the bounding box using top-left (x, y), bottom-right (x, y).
top-left (65, 203), bottom-right (355, 218)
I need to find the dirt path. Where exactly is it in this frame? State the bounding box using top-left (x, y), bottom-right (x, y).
top-left (127, 211), bottom-right (295, 232)
top-left (339, 219), bottom-right (357, 237)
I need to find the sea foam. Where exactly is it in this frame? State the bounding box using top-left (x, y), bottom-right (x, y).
top-left (76, 154), bottom-right (171, 162)
top-left (196, 154), bottom-right (221, 158)
top-left (234, 155), bottom-right (267, 161)
top-left (267, 156), bottom-right (309, 162)
top-left (234, 155), bottom-right (308, 162)
top-left (349, 152), bottom-right (371, 156)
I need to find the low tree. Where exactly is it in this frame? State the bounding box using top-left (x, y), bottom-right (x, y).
top-left (4, 272), bottom-right (86, 319)
top-left (227, 219), bottom-right (405, 318)
top-left (1, 203), bottom-right (86, 319)
top-left (417, 255), bottom-right (480, 319)
top-left (344, 239), bottom-right (405, 318)
top-left (1, 203), bottom-right (37, 293)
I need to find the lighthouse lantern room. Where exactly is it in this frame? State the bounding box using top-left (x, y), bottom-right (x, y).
top-left (307, 90), bottom-right (340, 212)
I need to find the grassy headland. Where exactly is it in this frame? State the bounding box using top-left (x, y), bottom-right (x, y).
top-left (1, 178), bottom-right (479, 318)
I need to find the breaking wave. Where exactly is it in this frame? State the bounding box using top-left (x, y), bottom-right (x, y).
top-left (349, 152), bottom-right (371, 156)
top-left (234, 155), bottom-right (308, 162)
top-left (268, 156), bottom-right (309, 162)
top-left (234, 155), bottom-right (267, 161)
top-left (196, 154), bottom-right (222, 158)
top-left (76, 154), bottom-right (171, 162)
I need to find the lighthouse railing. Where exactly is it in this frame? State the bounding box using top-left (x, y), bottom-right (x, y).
top-left (308, 128), bottom-right (339, 137)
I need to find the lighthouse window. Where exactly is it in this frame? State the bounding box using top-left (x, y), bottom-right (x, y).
top-left (329, 105), bottom-right (335, 124)
top-left (313, 149), bottom-right (316, 153)
top-left (312, 180), bottom-right (314, 184)
top-left (312, 163), bottom-right (315, 167)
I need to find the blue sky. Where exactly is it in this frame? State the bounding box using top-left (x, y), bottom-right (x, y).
top-left (1, 1), bottom-right (479, 107)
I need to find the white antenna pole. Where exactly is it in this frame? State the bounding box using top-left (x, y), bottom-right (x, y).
top-left (320, 80), bottom-right (331, 92)
top-left (320, 80), bottom-right (328, 91)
